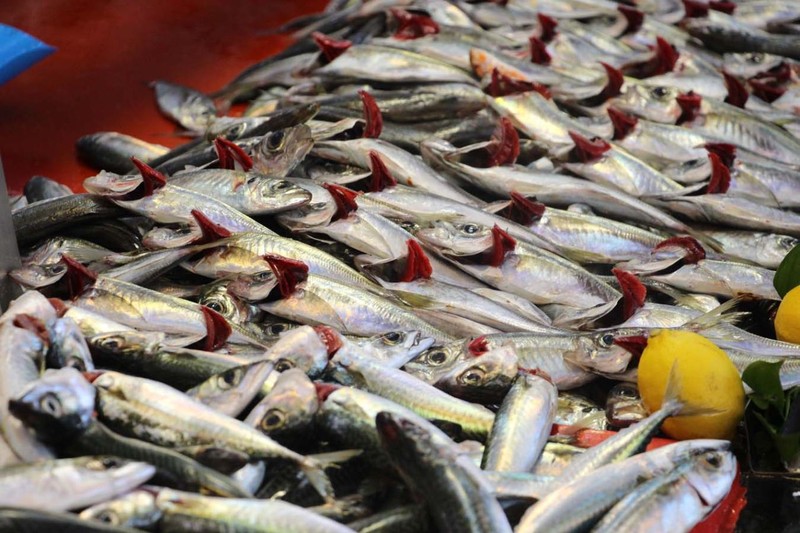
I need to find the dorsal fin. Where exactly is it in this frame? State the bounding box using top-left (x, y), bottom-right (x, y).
top-left (722, 71), bottom-right (748, 108)
top-left (488, 225), bottom-right (516, 267)
top-left (213, 137), bottom-right (253, 171)
top-left (13, 314), bottom-right (50, 344)
top-left (368, 151), bottom-right (397, 192)
top-left (314, 382), bottom-right (340, 402)
top-left (263, 254), bottom-right (309, 298)
top-left (61, 254), bottom-right (97, 299)
top-left (709, 0), bottom-right (736, 14)
top-left (682, 0), bottom-right (709, 18)
top-left (676, 91), bottom-right (702, 124)
top-left (312, 32), bottom-right (352, 62)
top-left (130, 157), bottom-right (167, 196)
top-left (608, 107), bottom-right (638, 140)
top-left (400, 239), bottom-right (433, 282)
top-left (191, 209), bottom-right (232, 243)
top-left (199, 306), bottom-right (232, 351)
top-left (612, 335), bottom-right (648, 360)
top-left (358, 90), bottom-right (383, 139)
top-left (654, 236), bottom-right (706, 263)
top-left (653, 36), bottom-right (679, 75)
top-left (500, 192), bottom-right (545, 225)
top-left (569, 131), bottom-right (611, 163)
top-left (704, 142), bottom-right (736, 168)
top-left (749, 78), bottom-right (786, 103)
top-left (390, 8), bottom-right (440, 40)
top-left (322, 183), bottom-right (360, 221)
top-left (468, 335), bottom-right (489, 356)
top-left (313, 325), bottom-right (343, 356)
top-left (706, 152), bottom-right (731, 194)
top-left (537, 13), bottom-right (558, 42)
top-left (487, 117), bottom-right (520, 167)
top-left (488, 68), bottom-right (551, 98)
top-left (612, 268), bottom-right (646, 321)
top-left (618, 5), bottom-right (644, 35)
top-left (529, 36), bottom-right (552, 65)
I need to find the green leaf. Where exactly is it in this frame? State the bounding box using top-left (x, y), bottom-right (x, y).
top-left (774, 432), bottom-right (800, 463)
top-left (743, 360), bottom-right (785, 413)
top-left (774, 243), bottom-right (800, 297)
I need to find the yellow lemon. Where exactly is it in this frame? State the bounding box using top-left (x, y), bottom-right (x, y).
top-left (775, 285), bottom-right (800, 344)
top-left (637, 329), bottom-right (744, 440)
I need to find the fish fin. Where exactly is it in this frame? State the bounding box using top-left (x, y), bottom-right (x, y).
top-left (358, 90), bottom-right (383, 139)
top-left (682, 298), bottom-right (746, 332)
top-left (706, 153), bottom-right (731, 194)
top-left (400, 240), bottom-right (433, 282)
top-left (704, 142), bottom-right (737, 168)
top-left (722, 71), bottom-right (749, 109)
top-left (608, 107), bottom-right (638, 140)
top-left (528, 36), bottom-right (552, 65)
top-left (213, 137), bottom-right (253, 171)
top-left (598, 62), bottom-right (624, 101)
top-left (300, 459), bottom-right (336, 503)
top-left (498, 192), bottom-right (545, 225)
top-left (191, 209), bottom-right (232, 243)
top-left (654, 37), bottom-right (679, 75)
top-left (676, 91), bottom-right (701, 124)
top-left (567, 410), bottom-right (608, 432)
top-left (321, 183), bottom-right (360, 221)
top-left (389, 289), bottom-right (438, 310)
top-left (537, 13), bottom-right (558, 42)
top-left (130, 157), bottom-right (167, 196)
top-left (262, 254), bottom-right (309, 298)
top-left (613, 268), bottom-right (647, 321)
top-left (617, 5), bottom-right (644, 35)
top-left (568, 131), bottom-right (611, 163)
top-left (308, 449), bottom-right (362, 468)
top-left (368, 151), bottom-right (397, 191)
top-left (390, 8), bottom-right (439, 40)
top-left (486, 117), bottom-right (520, 166)
top-left (61, 254), bottom-right (97, 299)
top-left (199, 305), bottom-right (232, 351)
top-left (311, 31), bottom-right (352, 63)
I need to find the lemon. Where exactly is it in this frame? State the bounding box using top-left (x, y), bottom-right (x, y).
top-left (775, 285), bottom-right (800, 344)
top-left (637, 330), bottom-right (744, 440)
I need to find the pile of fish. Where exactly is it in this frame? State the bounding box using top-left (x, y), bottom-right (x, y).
top-left (6, 0), bottom-right (800, 530)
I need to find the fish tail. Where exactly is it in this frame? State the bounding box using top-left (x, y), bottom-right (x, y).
top-left (301, 458), bottom-right (335, 503)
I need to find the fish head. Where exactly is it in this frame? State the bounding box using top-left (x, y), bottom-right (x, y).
top-left (403, 340), bottom-right (467, 383)
top-left (10, 262), bottom-right (68, 288)
top-left (416, 220), bottom-right (493, 256)
top-left (275, 180), bottom-right (337, 231)
top-left (605, 382), bottom-right (647, 428)
top-left (8, 367), bottom-right (96, 439)
top-left (685, 449), bottom-right (738, 506)
top-left (611, 81), bottom-right (683, 124)
top-left (252, 125), bottom-right (315, 176)
top-left (88, 330), bottom-right (165, 358)
top-left (434, 345), bottom-right (519, 403)
top-left (355, 330), bottom-right (437, 367)
top-left (261, 321), bottom-right (300, 341)
top-left (79, 490), bottom-right (160, 529)
top-left (265, 325), bottom-right (335, 378)
top-left (84, 170), bottom-right (142, 196)
top-left (236, 175), bottom-right (312, 214)
top-left (226, 267), bottom-right (278, 302)
top-left (48, 316), bottom-right (95, 371)
top-left (252, 368), bottom-right (318, 440)
top-left (199, 281), bottom-right (252, 324)
top-left (565, 331), bottom-right (637, 374)
top-left (722, 52), bottom-right (785, 79)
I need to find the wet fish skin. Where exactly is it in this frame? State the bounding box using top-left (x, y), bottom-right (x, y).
top-left (76, 131), bottom-right (169, 174)
top-left (23, 175), bottom-right (72, 204)
top-left (152, 80), bottom-right (218, 132)
top-left (245, 368), bottom-right (318, 445)
top-left (187, 360), bottom-right (275, 417)
top-left (79, 489), bottom-right (162, 530)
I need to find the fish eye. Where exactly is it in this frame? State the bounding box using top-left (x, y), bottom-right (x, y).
top-left (274, 359), bottom-right (294, 372)
top-left (94, 510), bottom-right (119, 524)
top-left (459, 367), bottom-right (486, 385)
top-left (426, 350), bottom-right (448, 366)
top-left (100, 336), bottom-right (123, 351)
top-left (461, 224), bottom-right (479, 235)
top-left (39, 393), bottom-right (62, 417)
top-left (226, 123), bottom-right (247, 140)
top-left (260, 409), bottom-right (286, 431)
top-left (217, 369), bottom-right (240, 390)
top-left (780, 236), bottom-right (798, 249)
top-left (247, 176), bottom-right (259, 185)
top-left (747, 53), bottom-right (764, 64)
top-left (50, 264), bottom-right (67, 274)
top-left (705, 453), bottom-right (721, 467)
top-left (310, 202), bottom-right (328, 211)
top-left (267, 323), bottom-right (287, 335)
top-left (254, 271), bottom-right (273, 282)
top-left (381, 331), bottom-right (403, 344)
top-left (266, 130), bottom-right (286, 151)
top-left (273, 180), bottom-right (291, 190)
top-left (599, 333), bottom-right (615, 348)
top-left (205, 301), bottom-right (224, 313)
top-left (650, 86), bottom-right (669, 99)
top-left (101, 457), bottom-right (122, 468)
top-left (399, 221), bottom-right (417, 232)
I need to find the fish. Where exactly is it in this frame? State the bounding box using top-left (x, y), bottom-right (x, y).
top-left (76, 131), bottom-right (169, 174)
top-left (151, 80), bottom-right (217, 133)
top-left (79, 489), bottom-right (162, 530)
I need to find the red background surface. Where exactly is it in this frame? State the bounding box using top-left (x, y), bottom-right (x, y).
top-left (0, 0), bottom-right (327, 193)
